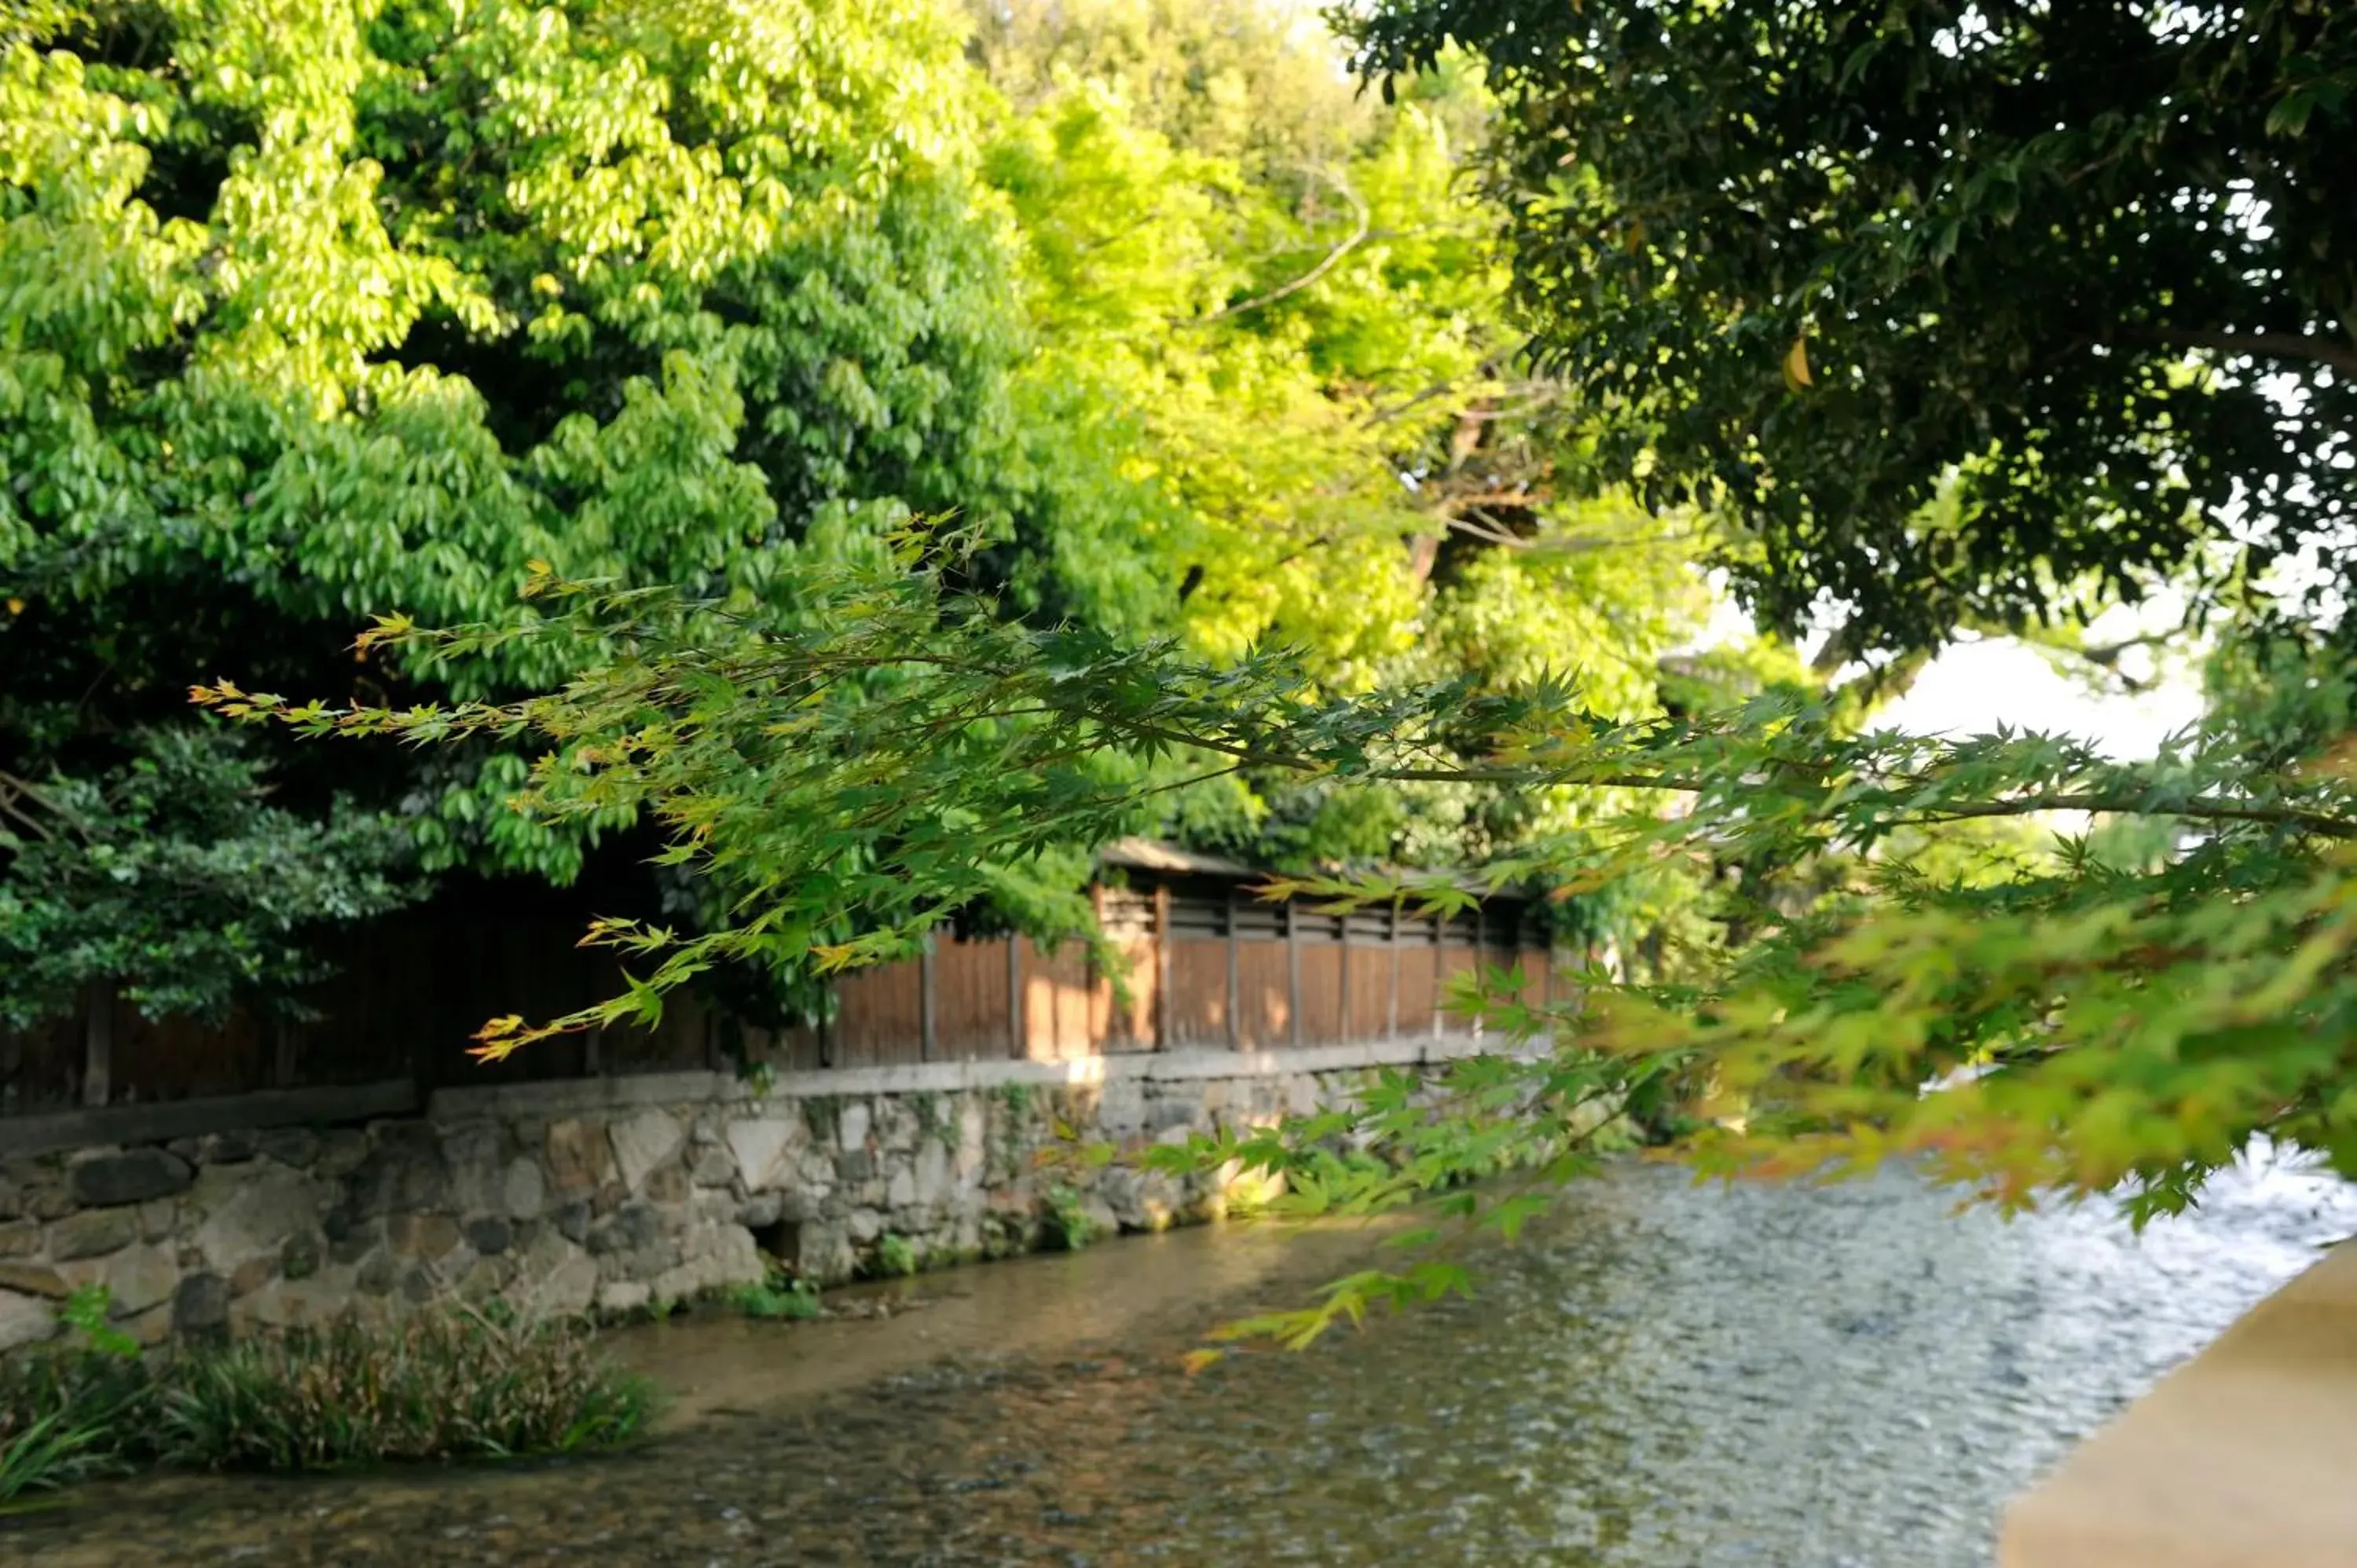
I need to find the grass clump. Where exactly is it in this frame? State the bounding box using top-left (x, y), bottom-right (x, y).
top-left (724, 1279), bottom-right (821, 1321)
top-left (1043, 1185), bottom-right (1095, 1251)
top-left (874, 1233), bottom-right (920, 1277)
top-left (157, 1306), bottom-right (654, 1468)
top-left (0, 1348), bottom-right (148, 1507)
top-left (0, 1290), bottom-right (654, 1497)
top-left (1, 1286), bottom-right (152, 1507)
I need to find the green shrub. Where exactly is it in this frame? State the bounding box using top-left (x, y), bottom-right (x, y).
top-left (0, 1350), bottom-right (149, 1508)
top-left (874, 1233), bottom-right (921, 1278)
top-left (724, 1280), bottom-right (822, 1321)
top-left (155, 1306), bottom-right (654, 1471)
top-left (1043, 1185), bottom-right (1095, 1251)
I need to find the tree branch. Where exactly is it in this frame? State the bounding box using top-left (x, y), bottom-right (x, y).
top-left (2116, 325), bottom-right (2357, 377)
top-left (1189, 168), bottom-right (1371, 325)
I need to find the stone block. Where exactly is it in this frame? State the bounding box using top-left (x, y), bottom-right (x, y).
top-left (512, 1229), bottom-right (598, 1320)
top-left (339, 1134), bottom-right (448, 1218)
top-left (457, 1255), bottom-right (514, 1303)
top-left (0, 1262), bottom-right (68, 1299)
top-left (440, 1123), bottom-right (506, 1212)
top-left (69, 1149), bottom-right (193, 1208)
top-left (912, 1141), bottom-right (951, 1209)
top-left (501, 1156), bottom-right (546, 1220)
top-left (0, 1289), bottom-right (57, 1354)
top-left (796, 1222), bottom-right (856, 1284)
top-left (387, 1212), bottom-right (463, 1261)
top-left (233, 1273), bottom-right (359, 1332)
top-left (552, 1200), bottom-right (591, 1245)
top-left (170, 1273), bottom-right (229, 1329)
top-left (200, 1133), bottom-right (256, 1165)
top-left (255, 1129), bottom-right (320, 1168)
top-left (838, 1100), bottom-right (872, 1152)
top-left (690, 1145), bottom-right (736, 1188)
top-left (281, 1231), bottom-right (321, 1281)
top-left (0, 1219), bottom-right (40, 1258)
top-left (314, 1129), bottom-right (372, 1178)
top-left (588, 1202), bottom-right (660, 1258)
top-left (355, 1251), bottom-right (401, 1296)
top-left (465, 1216), bottom-right (511, 1256)
top-left (325, 1214), bottom-right (383, 1266)
top-left (49, 1207), bottom-right (138, 1261)
top-left (195, 1163), bottom-right (323, 1273)
top-left (608, 1107), bottom-right (685, 1194)
top-left (596, 1280), bottom-right (651, 1314)
top-left (724, 1116), bottom-right (797, 1192)
top-left (544, 1119), bottom-right (610, 1193)
top-left (230, 1255), bottom-right (277, 1297)
top-left (885, 1167), bottom-right (917, 1210)
top-left (645, 1165), bottom-right (691, 1204)
top-left (139, 1199), bottom-right (178, 1242)
top-left (59, 1241), bottom-right (178, 1317)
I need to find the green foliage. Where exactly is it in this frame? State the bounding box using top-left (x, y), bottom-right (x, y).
top-left (974, 2), bottom-right (1731, 867)
top-left (725, 1277), bottom-right (820, 1321)
top-left (873, 1233), bottom-right (920, 1278)
top-left (54, 1284), bottom-right (139, 1363)
top-left (1043, 1186), bottom-right (1095, 1251)
top-left (1342, 0), bottom-right (2357, 653)
top-left (0, 1346), bottom-right (148, 1507)
top-left (152, 1306), bottom-right (653, 1469)
top-left (3, 1300), bottom-right (646, 1497)
top-left (0, 727), bottom-right (416, 1028)
top-left (0, 0), bottom-right (1035, 1025)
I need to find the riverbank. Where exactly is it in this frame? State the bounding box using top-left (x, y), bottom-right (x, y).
top-left (9, 1153), bottom-right (2351, 1567)
top-left (2, 1039), bottom-right (1500, 1359)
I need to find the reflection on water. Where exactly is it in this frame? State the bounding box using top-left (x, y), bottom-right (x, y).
top-left (13, 1152), bottom-right (2355, 1566)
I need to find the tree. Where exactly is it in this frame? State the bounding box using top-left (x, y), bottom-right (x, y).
top-left (0, 0), bottom-right (1043, 1024)
top-left (4, 0), bottom-right (1756, 1031)
top-left (973, 0), bottom-right (1768, 876)
top-left (1341, 0), bottom-right (2357, 656)
top-left (189, 4), bottom-right (2357, 1339)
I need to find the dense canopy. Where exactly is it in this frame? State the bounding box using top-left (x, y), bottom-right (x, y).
top-left (1345, 0), bottom-right (2357, 654)
top-left (1, 0), bottom-right (1749, 1025)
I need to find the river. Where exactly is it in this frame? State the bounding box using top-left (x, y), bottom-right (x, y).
top-left (11, 1150), bottom-right (2355, 1566)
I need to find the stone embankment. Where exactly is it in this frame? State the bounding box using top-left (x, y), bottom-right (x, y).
top-left (1, 1042), bottom-right (1475, 1352)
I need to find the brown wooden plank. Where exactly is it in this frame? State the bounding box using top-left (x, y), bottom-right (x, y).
top-left (1440, 943), bottom-right (1481, 1029)
top-left (1296, 943), bottom-right (1345, 1046)
top-left (1396, 940), bottom-right (1439, 1037)
top-left (1168, 938), bottom-right (1230, 1047)
top-left (1092, 937), bottom-right (1158, 1054)
top-left (934, 936), bottom-right (1013, 1061)
top-left (1234, 940), bottom-right (1291, 1049)
top-left (1019, 938), bottom-right (1094, 1061)
top-left (1345, 940), bottom-right (1395, 1042)
top-left (834, 958), bottom-right (926, 1068)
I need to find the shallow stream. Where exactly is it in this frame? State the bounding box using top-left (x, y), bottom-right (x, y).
top-left (13, 1152), bottom-right (2355, 1566)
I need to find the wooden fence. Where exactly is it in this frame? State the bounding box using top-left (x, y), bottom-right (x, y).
top-left (2, 856), bottom-right (1556, 1127)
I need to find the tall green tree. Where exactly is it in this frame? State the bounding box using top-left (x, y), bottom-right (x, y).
top-left (975, 0), bottom-right (1758, 874)
top-left (1343, 0), bottom-right (2357, 657)
top-left (0, 0), bottom-right (1039, 1021)
top-left (196, 0), bottom-right (2357, 1317)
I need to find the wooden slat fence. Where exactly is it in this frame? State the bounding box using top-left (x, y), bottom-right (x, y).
top-left (3, 871), bottom-right (1560, 1123)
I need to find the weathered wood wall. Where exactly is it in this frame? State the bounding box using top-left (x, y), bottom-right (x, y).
top-left (3, 874), bottom-right (1557, 1122)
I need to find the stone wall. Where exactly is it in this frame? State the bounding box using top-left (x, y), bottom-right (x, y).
top-left (0, 1040), bottom-right (1491, 1354)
